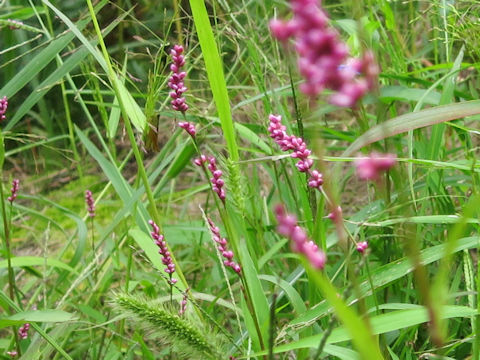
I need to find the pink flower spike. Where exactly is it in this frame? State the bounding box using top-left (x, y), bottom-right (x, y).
top-left (269, 1), bottom-right (378, 107)
top-left (208, 218), bottom-right (241, 274)
top-left (85, 190), bottom-right (95, 217)
top-left (207, 156), bottom-right (226, 203)
top-left (179, 289), bottom-right (189, 316)
top-left (7, 179), bottom-right (19, 204)
top-left (357, 241), bottom-right (368, 254)
top-left (178, 121), bottom-right (196, 137)
top-left (275, 204), bottom-right (326, 270)
top-left (168, 45), bottom-right (189, 113)
top-left (268, 114), bottom-right (324, 190)
top-left (18, 323), bottom-right (30, 340)
top-left (354, 152), bottom-right (396, 181)
top-left (149, 220), bottom-right (177, 283)
top-left (0, 96), bottom-right (7, 122)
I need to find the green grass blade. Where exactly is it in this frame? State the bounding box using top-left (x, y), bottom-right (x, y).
top-left (266, 305), bottom-right (476, 355)
top-left (0, 0), bottom-right (108, 99)
top-left (0, 256), bottom-right (76, 273)
top-left (189, 0), bottom-right (239, 161)
top-left (342, 100), bottom-right (480, 156)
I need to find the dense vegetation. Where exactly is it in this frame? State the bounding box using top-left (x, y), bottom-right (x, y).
top-left (1, 0), bottom-right (480, 359)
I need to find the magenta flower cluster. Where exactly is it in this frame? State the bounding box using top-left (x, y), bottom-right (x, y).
top-left (85, 190), bottom-right (95, 217)
top-left (18, 323), bottom-right (30, 339)
top-left (179, 290), bottom-right (188, 316)
top-left (6, 350), bottom-right (17, 358)
top-left (149, 220), bottom-right (177, 284)
top-left (356, 241), bottom-right (368, 254)
top-left (178, 121), bottom-right (196, 137)
top-left (168, 45), bottom-right (188, 113)
top-left (7, 179), bottom-right (19, 203)
top-left (8, 19), bottom-right (24, 30)
top-left (275, 204), bottom-right (326, 269)
top-left (268, 114), bottom-right (323, 190)
top-left (0, 96), bottom-right (8, 122)
top-left (208, 218), bottom-right (241, 274)
top-left (354, 152), bottom-right (396, 181)
top-left (194, 155), bottom-right (226, 203)
top-left (269, 0), bottom-right (378, 107)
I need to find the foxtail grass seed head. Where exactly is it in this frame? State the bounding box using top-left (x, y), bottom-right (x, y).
top-left (178, 121), bottom-right (196, 137)
top-left (7, 179), bottom-right (19, 203)
top-left (268, 114), bottom-right (323, 190)
top-left (85, 190), bottom-right (95, 217)
top-left (168, 45), bottom-right (189, 113)
top-left (208, 218), bottom-right (241, 274)
top-left (0, 96), bottom-right (8, 122)
top-left (18, 323), bottom-right (30, 340)
top-left (275, 204), bottom-right (326, 270)
top-left (149, 220), bottom-right (177, 284)
top-left (269, 0), bottom-right (378, 107)
top-left (357, 241), bottom-right (368, 254)
top-left (354, 152), bottom-right (396, 181)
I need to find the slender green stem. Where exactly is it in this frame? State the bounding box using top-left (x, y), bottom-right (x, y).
top-left (0, 181), bottom-right (21, 355)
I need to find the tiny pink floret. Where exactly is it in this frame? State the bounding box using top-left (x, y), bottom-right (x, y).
top-left (178, 121), bottom-right (196, 137)
top-left (354, 152), bottom-right (396, 181)
top-left (275, 204), bottom-right (326, 270)
top-left (179, 289), bottom-right (189, 316)
top-left (356, 241), bottom-right (368, 254)
top-left (18, 323), bottom-right (30, 340)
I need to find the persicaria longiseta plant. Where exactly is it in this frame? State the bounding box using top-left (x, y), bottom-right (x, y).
top-left (2, 0), bottom-right (480, 359)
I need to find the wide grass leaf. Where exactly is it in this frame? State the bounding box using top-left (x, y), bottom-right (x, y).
top-left (0, 310), bottom-right (77, 329)
top-left (0, 256), bottom-right (76, 273)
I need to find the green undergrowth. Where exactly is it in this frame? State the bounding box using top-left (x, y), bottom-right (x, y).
top-left (1, 0), bottom-right (480, 359)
